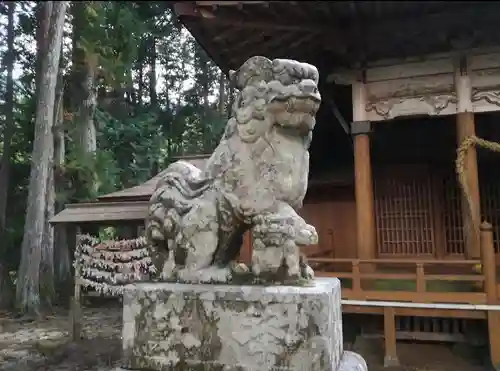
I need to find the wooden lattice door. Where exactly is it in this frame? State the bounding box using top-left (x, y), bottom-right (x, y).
top-left (441, 170), bottom-right (500, 257)
top-left (374, 167), bottom-right (437, 257)
top-left (442, 173), bottom-right (465, 256)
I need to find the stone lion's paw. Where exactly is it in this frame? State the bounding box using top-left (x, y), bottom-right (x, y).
top-left (309, 228), bottom-right (319, 245)
top-left (230, 261), bottom-right (250, 274)
top-left (296, 225), bottom-right (318, 246)
top-left (303, 264), bottom-right (315, 280)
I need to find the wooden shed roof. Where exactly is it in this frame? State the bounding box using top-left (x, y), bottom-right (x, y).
top-left (97, 171), bottom-right (165, 202)
top-left (50, 201), bottom-right (148, 224)
top-left (98, 154), bottom-right (210, 202)
top-left (173, 1), bottom-right (500, 72)
top-left (51, 154), bottom-right (210, 224)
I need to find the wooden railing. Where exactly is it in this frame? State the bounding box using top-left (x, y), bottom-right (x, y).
top-left (309, 222), bottom-right (498, 305)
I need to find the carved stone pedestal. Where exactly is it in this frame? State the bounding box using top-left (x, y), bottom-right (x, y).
top-left (119, 280), bottom-right (367, 371)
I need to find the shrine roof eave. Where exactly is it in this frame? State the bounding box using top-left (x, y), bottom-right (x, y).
top-left (172, 1), bottom-right (500, 74)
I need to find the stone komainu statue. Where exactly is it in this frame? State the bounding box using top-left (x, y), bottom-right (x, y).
top-left (146, 56), bottom-right (322, 283)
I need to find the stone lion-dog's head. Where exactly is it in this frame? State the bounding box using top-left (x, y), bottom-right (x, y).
top-left (223, 56), bottom-right (322, 145)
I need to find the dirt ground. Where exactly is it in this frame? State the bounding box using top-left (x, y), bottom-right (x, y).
top-left (0, 303), bottom-right (491, 371)
top-left (350, 337), bottom-right (489, 371)
top-left (0, 305), bottom-right (122, 371)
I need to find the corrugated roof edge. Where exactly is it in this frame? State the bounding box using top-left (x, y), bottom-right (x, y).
top-left (50, 201), bottom-right (148, 224)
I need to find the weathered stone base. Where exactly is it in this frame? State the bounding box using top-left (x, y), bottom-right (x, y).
top-left (121, 280), bottom-right (367, 371)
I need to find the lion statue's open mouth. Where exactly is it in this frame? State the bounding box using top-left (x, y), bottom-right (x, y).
top-left (271, 94), bottom-right (321, 135)
top-left (146, 56), bottom-right (322, 284)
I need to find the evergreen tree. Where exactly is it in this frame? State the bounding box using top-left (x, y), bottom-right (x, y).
top-left (0, 1), bottom-right (231, 312)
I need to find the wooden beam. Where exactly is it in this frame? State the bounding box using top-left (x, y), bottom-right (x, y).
top-left (328, 50), bottom-right (500, 121)
top-left (228, 32), bottom-right (267, 55)
top-left (271, 32), bottom-right (319, 58)
top-left (193, 2), bottom-right (499, 39)
top-left (213, 26), bottom-right (238, 42)
top-left (173, 2), bottom-right (345, 37)
top-left (176, 2), bottom-right (500, 68)
top-left (324, 96), bottom-right (351, 136)
top-left (361, 4), bottom-right (500, 60)
top-left (227, 32), bottom-right (299, 65)
top-left (259, 32), bottom-right (299, 52)
top-left (365, 4), bottom-right (499, 41)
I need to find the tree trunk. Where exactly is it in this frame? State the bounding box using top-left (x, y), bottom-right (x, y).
top-left (0, 265), bottom-right (14, 310)
top-left (218, 70), bottom-right (226, 116)
top-left (71, 2), bottom-right (97, 155)
top-left (77, 67), bottom-right (97, 154)
top-left (16, 1), bottom-right (68, 315)
top-left (197, 48), bottom-right (210, 152)
top-left (177, 39), bottom-right (187, 108)
top-left (0, 0), bottom-right (15, 240)
top-left (53, 43), bottom-right (71, 299)
top-left (202, 70), bottom-right (210, 115)
top-left (36, 0), bottom-right (57, 309)
top-left (39, 1), bottom-right (57, 309)
top-left (138, 39), bottom-right (145, 105)
top-left (0, 1), bottom-right (16, 310)
top-left (35, 2), bottom-right (53, 98)
top-left (149, 37), bottom-right (157, 107)
top-left (228, 84), bottom-right (235, 120)
top-left (128, 69), bottom-right (136, 105)
top-left (41, 139), bottom-right (55, 307)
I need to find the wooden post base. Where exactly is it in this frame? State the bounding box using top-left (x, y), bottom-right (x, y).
top-left (69, 294), bottom-right (82, 341)
top-left (488, 311), bottom-right (500, 370)
top-left (383, 307), bottom-right (399, 368)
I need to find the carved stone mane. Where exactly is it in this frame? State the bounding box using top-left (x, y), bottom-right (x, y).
top-left (146, 56), bottom-right (321, 284)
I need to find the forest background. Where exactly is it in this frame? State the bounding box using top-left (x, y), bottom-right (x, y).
top-left (0, 2), bottom-right (231, 315)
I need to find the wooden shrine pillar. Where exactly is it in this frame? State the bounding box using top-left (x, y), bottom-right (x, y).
top-left (351, 81), bottom-right (377, 261)
top-left (456, 58), bottom-right (481, 259)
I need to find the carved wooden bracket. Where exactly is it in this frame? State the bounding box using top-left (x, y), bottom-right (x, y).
top-left (330, 50), bottom-right (500, 121)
